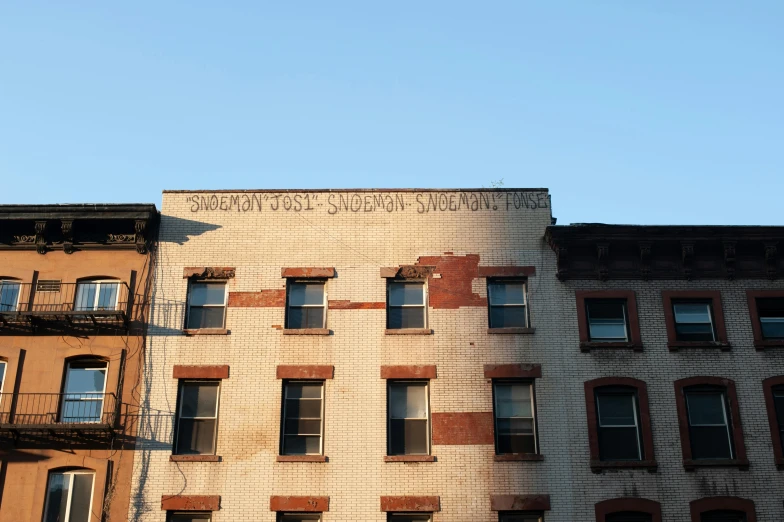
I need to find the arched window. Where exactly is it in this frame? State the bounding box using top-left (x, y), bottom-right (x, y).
top-left (690, 497), bottom-right (756, 522)
top-left (61, 358), bottom-right (109, 424)
top-left (75, 279), bottom-right (120, 312)
top-left (43, 469), bottom-right (95, 522)
top-left (595, 498), bottom-right (662, 522)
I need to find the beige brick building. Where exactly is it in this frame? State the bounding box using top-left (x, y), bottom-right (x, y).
top-left (128, 190), bottom-right (784, 522)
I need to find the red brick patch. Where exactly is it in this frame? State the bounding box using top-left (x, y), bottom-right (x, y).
top-left (276, 365), bottom-right (334, 380)
top-left (269, 496), bottom-right (329, 512)
top-left (417, 254), bottom-right (486, 309)
top-left (380, 496), bottom-right (440, 512)
top-left (161, 495), bottom-right (220, 511)
top-left (477, 266), bottom-right (536, 277)
top-left (432, 412), bottom-right (494, 445)
top-left (380, 365), bottom-right (437, 379)
top-left (173, 365), bottom-right (229, 380)
top-left (228, 290), bottom-right (285, 307)
top-left (328, 300), bottom-right (385, 310)
top-left (490, 495), bottom-right (551, 511)
top-left (281, 267), bottom-right (335, 278)
top-left (483, 364), bottom-right (542, 379)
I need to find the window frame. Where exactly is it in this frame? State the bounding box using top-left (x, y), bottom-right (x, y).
top-left (498, 512), bottom-right (544, 522)
top-left (0, 359), bottom-right (6, 395)
top-left (486, 278), bottom-right (529, 330)
top-left (167, 513), bottom-right (213, 522)
top-left (689, 497), bottom-right (756, 522)
top-left (492, 379), bottom-right (538, 456)
top-left (387, 514), bottom-right (432, 522)
top-left (386, 280), bottom-right (428, 330)
top-left (74, 279), bottom-right (121, 312)
top-left (662, 291), bottom-right (729, 350)
top-left (277, 514), bottom-right (322, 522)
top-left (61, 358), bottom-right (109, 424)
top-left (584, 377), bottom-right (656, 471)
top-left (185, 280), bottom-right (228, 331)
top-left (762, 375), bottom-right (784, 468)
top-left (42, 469), bottom-right (96, 522)
top-left (0, 278), bottom-right (22, 312)
top-left (280, 380), bottom-right (325, 456)
top-left (674, 377), bottom-right (748, 470)
top-left (594, 498), bottom-right (662, 522)
top-left (747, 290), bottom-right (784, 349)
top-left (575, 291), bottom-right (642, 351)
top-left (173, 379), bottom-right (221, 456)
top-left (387, 380), bottom-right (431, 456)
top-left (285, 279), bottom-right (327, 330)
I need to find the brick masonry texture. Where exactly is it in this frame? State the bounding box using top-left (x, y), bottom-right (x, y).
top-left (173, 365), bottom-right (230, 379)
top-left (129, 188), bottom-right (784, 521)
top-left (160, 495), bottom-right (221, 511)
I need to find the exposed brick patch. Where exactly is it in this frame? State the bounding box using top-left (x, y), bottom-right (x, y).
top-left (173, 365), bottom-right (229, 379)
top-left (380, 365), bottom-right (437, 379)
top-left (477, 266), bottom-right (536, 277)
top-left (269, 496), bottom-right (329, 512)
top-left (183, 267), bottom-right (235, 279)
top-left (276, 365), bottom-right (334, 380)
top-left (281, 267), bottom-right (335, 278)
top-left (432, 412), bottom-right (494, 445)
top-left (228, 290), bottom-right (285, 307)
top-left (380, 496), bottom-right (440, 512)
top-left (417, 254), bottom-right (487, 309)
top-left (490, 494), bottom-right (551, 511)
top-left (161, 495), bottom-right (220, 511)
top-left (483, 364), bottom-right (542, 379)
top-left (328, 300), bottom-right (385, 310)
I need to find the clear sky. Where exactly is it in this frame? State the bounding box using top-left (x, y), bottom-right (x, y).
top-left (1, 2), bottom-right (781, 225)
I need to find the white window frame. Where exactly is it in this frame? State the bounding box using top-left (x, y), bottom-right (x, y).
top-left (286, 280), bottom-right (327, 329)
top-left (487, 279), bottom-right (528, 328)
top-left (493, 380), bottom-right (537, 455)
top-left (0, 279), bottom-right (22, 312)
top-left (386, 280), bottom-right (428, 329)
top-left (387, 380), bottom-right (430, 455)
top-left (0, 360), bottom-right (6, 395)
top-left (42, 470), bottom-right (95, 522)
top-left (75, 279), bottom-right (121, 311)
top-left (686, 389), bottom-right (734, 459)
top-left (61, 360), bottom-right (108, 424)
top-left (281, 380), bottom-right (325, 455)
top-left (673, 301), bottom-right (716, 341)
top-left (175, 380), bottom-right (221, 455)
top-left (596, 389), bottom-right (642, 460)
top-left (186, 281), bottom-right (228, 329)
top-left (586, 299), bottom-right (629, 341)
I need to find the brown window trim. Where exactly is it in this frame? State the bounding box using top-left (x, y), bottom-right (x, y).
top-left (689, 496), bottom-right (756, 522)
top-left (576, 291), bottom-right (642, 352)
top-left (595, 498), bottom-right (662, 522)
top-left (269, 496), bottom-right (330, 512)
top-left (173, 365), bottom-right (230, 380)
top-left (584, 377), bottom-right (657, 472)
top-left (161, 495), bottom-right (221, 511)
top-left (674, 376), bottom-right (748, 470)
top-left (762, 375), bottom-right (784, 469)
top-left (490, 495), bottom-right (551, 512)
top-left (662, 290), bottom-right (730, 350)
top-left (747, 290), bottom-right (784, 349)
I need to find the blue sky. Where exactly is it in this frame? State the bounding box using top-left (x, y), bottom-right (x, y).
top-left (1, 2), bottom-right (781, 225)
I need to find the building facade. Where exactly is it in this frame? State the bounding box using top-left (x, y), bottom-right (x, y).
top-left (0, 204), bottom-right (157, 522)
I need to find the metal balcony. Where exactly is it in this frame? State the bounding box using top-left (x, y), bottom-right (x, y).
top-left (0, 281), bottom-right (132, 333)
top-left (0, 393), bottom-right (118, 433)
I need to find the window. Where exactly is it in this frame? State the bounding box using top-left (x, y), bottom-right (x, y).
top-left (0, 280), bottom-right (21, 312)
top-left (388, 381), bottom-right (429, 455)
top-left (771, 385), bottom-right (784, 448)
top-left (175, 381), bottom-right (220, 455)
top-left (286, 281), bottom-right (326, 329)
top-left (690, 497), bottom-right (755, 522)
top-left (663, 291), bottom-right (728, 349)
top-left (606, 514), bottom-right (653, 522)
top-left (493, 381), bottom-right (536, 454)
top-left (700, 512), bottom-right (746, 522)
top-left (281, 381), bottom-right (324, 455)
top-left (43, 470), bottom-right (94, 522)
top-left (488, 280), bottom-right (527, 328)
top-left (186, 282), bottom-right (227, 329)
top-left (673, 301), bottom-right (715, 341)
top-left (0, 360), bottom-right (6, 394)
top-left (685, 386), bottom-right (734, 460)
top-left (586, 300), bottom-right (628, 341)
top-left (62, 360), bottom-right (108, 423)
top-left (763, 376), bottom-right (784, 467)
top-left (388, 515), bottom-right (431, 522)
top-left (168, 514), bottom-right (212, 522)
top-left (595, 387), bottom-right (642, 461)
top-left (757, 298), bottom-right (784, 340)
top-left (277, 515), bottom-right (321, 522)
top-left (387, 281), bottom-right (426, 329)
top-left (499, 513), bottom-right (543, 522)
top-left (75, 280), bottom-right (120, 311)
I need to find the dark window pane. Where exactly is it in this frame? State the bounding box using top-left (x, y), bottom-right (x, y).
top-left (686, 392), bottom-right (726, 425)
top-left (488, 282), bottom-right (526, 305)
top-left (69, 474), bottom-right (93, 522)
top-left (499, 514), bottom-right (543, 522)
top-left (180, 382), bottom-right (219, 418)
top-left (287, 383), bottom-right (322, 399)
top-left (673, 302), bottom-right (715, 341)
top-left (606, 514), bottom-right (653, 522)
top-left (598, 426), bottom-right (641, 460)
top-left (278, 515), bottom-right (321, 522)
top-left (176, 419), bottom-right (216, 454)
top-left (495, 384), bottom-right (532, 418)
top-left (390, 383), bottom-right (428, 418)
top-left (388, 307), bottom-right (425, 329)
top-left (489, 306), bottom-right (526, 328)
top-left (389, 418), bottom-right (428, 455)
top-left (388, 283), bottom-right (424, 306)
top-left (597, 394), bottom-right (636, 426)
top-left (690, 426), bottom-right (732, 459)
top-left (187, 306), bottom-right (225, 329)
top-left (388, 514), bottom-right (431, 522)
top-left (283, 435), bottom-right (321, 455)
top-left (497, 433), bottom-right (536, 454)
top-left (285, 399), bottom-right (322, 419)
top-left (588, 301), bottom-right (625, 320)
top-left (44, 473), bottom-right (69, 522)
top-left (169, 514), bottom-right (212, 522)
top-left (675, 323), bottom-right (715, 341)
top-left (287, 307), bottom-right (324, 329)
top-left (0, 282), bottom-right (20, 311)
top-left (701, 511), bottom-right (747, 522)
top-left (773, 390), bottom-right (784, 440)
top-left (189, 283), bottom-right (225, 306)
top-left (288, 282), bottom-right (325, 306)
top-left (285, 419), bottom-right (322, 435)
top-left (759, 299), bottom-right (784, 339)
top-left (587, 301), bottom-right (628, 340)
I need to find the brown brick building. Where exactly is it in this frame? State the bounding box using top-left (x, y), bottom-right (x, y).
top-left (0, 204), bottom-right (157, 522)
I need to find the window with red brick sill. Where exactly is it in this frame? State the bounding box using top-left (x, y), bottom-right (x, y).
top-left (278, 514), bottom-right (321, 522)
top-left (575, 291), bottom-right (642, 350)
top-left (662, 291), bottom-right (729, 349)
top-left (493, 380), bottom-right (538, 456)
top-left (690, 497), bottom-right (756, 522)
top-left (387, 280), bottom-right (427, 330)
top-left (185, 281), bottom-right (227, 330)
top-left (388, 515), bottom-right (431, 522)
top-left (173, 380), bottom-right (220, 456)
top-left (285, 280), bottom-right (327, 329)
top-left (747, 290), bottom-right (784, 348)
top-left (280, 380), bottom-right (324, 456)
top-left (762, 376), bottom-right (784, 468)
top-left (674, 378), bottom-right (748, 470)
top-left (584, 378), bottom-right (656, 471)
top-left (168, 513), bottom-right (211, 522)
top-left (595, 498), bottom-right (662, 522)
top-left (388, 380), bottom-right (430, 456)
top-left (487, 279), bottom-right (528, 329)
